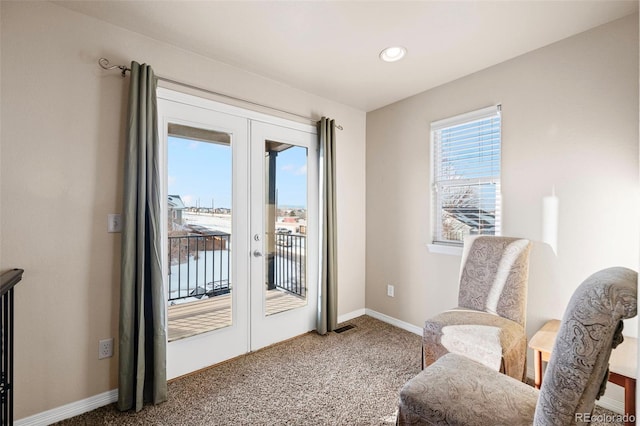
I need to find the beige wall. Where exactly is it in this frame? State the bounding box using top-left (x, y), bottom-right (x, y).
top-left (367, 12), bottom-right (638, 361)
top-left (0, 1), bottom-right (366, 419)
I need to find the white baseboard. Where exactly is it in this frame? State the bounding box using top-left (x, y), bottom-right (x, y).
top-left (364, 308), bottom-right (423, 336)
top-left (526, 365), bottom-right (535, 383)
top-left (15, 389), bottom-right (117, 426)
top-left (337, 308), bottom-right (366, 324)
top-left (596, 395), bottom-right (624, 415)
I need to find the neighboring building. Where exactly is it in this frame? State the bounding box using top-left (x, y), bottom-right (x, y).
top-left (441, 207), bottom-right (495, 241)
top-left (168, 194), bottom-right (186, 230)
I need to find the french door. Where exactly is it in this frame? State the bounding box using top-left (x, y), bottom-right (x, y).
top-left (157, 89), bottom-right (318, 379)
top-left (249, 121), bottom-right (318, 351)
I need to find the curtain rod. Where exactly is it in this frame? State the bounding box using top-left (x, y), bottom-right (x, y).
top-left (98, 58), bottom-right (343, 130)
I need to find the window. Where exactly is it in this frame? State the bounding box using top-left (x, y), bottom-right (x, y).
top-left (431, 105), bottom-right (501, 245)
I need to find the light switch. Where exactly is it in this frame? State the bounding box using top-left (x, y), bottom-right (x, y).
top-left (108, 214), bottom-right (122, 233)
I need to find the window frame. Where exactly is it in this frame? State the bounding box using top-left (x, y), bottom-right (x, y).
top-left (430, 105), bottom-right (502, 247)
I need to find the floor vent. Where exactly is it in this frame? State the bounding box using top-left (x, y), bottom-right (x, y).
top-left (334, 324), bottom-right (356, 334)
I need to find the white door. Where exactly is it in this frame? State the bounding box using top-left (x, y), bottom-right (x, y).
top-left (158, 92), bottom-right (250, 379)
top-left (250, 121), bottom-right (318, 350)
top-left (158, 89), bottom-right (318, 379)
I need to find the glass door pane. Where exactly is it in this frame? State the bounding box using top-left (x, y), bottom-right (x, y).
top-left (264, 143), bottom-right (308, 316)
top-left (167, 124), bottom-right (233, 341)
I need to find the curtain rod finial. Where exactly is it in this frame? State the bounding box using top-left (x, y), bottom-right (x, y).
top-left (98, 57), bottom-right (130, 77)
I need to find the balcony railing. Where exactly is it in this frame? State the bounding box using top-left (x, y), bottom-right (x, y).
top-left (271, 234), bottom-right (306, 298)
top-left (167, 233), bottom-right (306, 304)
top-left (168, 234), bottom-right (231, 303)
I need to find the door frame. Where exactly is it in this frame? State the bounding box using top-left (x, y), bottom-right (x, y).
top-left (157, 88), bottom-right (318, 379)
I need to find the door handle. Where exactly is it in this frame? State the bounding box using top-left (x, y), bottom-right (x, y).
top-left (253, 250), bottom-right (263, 258)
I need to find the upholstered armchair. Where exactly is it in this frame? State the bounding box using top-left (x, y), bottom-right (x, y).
top-left (398, 267), bottom-right (638, 425)
top-left (423, 236), bottom-right (532, 381)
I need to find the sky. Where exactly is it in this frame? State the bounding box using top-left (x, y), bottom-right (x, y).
top-left (168, 136), bottom-right (308, 209)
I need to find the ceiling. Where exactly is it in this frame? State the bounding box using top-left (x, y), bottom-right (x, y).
top-left (55, 1), bottom-right (638, 112)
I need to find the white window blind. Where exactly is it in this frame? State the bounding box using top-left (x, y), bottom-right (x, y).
top-left (431, 105), bottom-right (501, 245)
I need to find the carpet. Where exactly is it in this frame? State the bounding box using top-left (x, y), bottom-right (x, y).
top-left (56, 316), bottom-right (420, 425)
top-left (55, 315), bottom-right (625, 425)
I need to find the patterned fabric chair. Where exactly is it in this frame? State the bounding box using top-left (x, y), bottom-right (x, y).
top-left (398, 267), bottom-right (638, 426)
top-left (423, 236), bottom-right (532, 381)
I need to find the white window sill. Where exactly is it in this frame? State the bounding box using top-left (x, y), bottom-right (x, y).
top-left (427, 243), bottom-right (463, 256)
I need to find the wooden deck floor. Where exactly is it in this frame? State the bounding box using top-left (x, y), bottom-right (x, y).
top-left (168, 289), bottom-right (306, 341)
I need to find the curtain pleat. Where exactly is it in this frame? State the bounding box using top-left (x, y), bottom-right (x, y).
top-left (118, 61), bottom-right (167, 412)
top-left (317, 117), bottom-right (338, 335)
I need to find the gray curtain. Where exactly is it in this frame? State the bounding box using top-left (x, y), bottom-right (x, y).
top-left (317, 117), bottom-right (338, 335)
top-left (118, 61), bottom-right (167, 412)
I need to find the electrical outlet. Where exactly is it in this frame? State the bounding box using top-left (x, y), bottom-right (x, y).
top-left (98, 338), bottom-right (114, 359)
top-left (107, 214), bottom-right (122, 233)
top-left (387, 284), bottom-right (395, 297)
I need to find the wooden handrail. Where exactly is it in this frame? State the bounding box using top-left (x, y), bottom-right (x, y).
top-left (0, 269), bottom-right (23, 297)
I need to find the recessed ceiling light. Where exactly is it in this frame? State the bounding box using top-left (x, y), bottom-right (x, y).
top-left (379, 46), bottom-right (407, 62)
